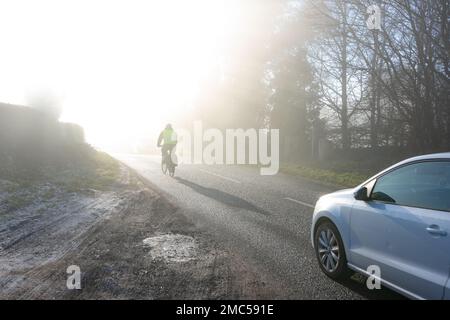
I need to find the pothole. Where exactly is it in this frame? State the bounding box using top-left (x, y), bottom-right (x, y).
top-left (143, 234), bottom-right (198, 263)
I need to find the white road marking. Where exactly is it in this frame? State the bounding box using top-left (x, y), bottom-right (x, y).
top-left (284, 197), bottom-right (315, 209)
top-left (199, 169), bottom-right (242, 184)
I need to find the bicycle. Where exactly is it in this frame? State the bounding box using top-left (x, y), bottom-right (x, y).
top-left (161, 149), bottom-right (176, 177)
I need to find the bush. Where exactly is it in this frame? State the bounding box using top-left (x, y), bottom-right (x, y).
top-left (0, 103), bottom-right (119, 190)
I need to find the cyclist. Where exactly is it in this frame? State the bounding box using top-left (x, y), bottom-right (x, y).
top-left (157, 123), bottom-right (177, 167)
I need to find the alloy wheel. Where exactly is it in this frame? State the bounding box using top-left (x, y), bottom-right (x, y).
top-left (317, 228), bottom-right (340, 273)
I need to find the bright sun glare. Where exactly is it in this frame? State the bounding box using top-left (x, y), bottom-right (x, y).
top-left (0, 0), bottom-right (238, 151)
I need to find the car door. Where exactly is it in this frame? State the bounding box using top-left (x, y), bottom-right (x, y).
top-left (349, 160), bottom-right (450, 299)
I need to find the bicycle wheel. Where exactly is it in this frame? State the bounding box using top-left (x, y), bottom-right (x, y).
top-left (168, 164), bottom-right (175, 177)
top-left (161, 159), bottom-right (168, 175)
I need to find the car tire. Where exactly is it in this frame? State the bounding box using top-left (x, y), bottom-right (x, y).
top-left (314, 220), bottom-right (351, 280)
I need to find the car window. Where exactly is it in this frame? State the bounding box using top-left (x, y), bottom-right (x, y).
top-left (371, 161), bottom-right (450, 212)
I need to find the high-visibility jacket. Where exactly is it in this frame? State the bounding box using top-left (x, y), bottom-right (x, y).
top-left (158, 128), bottom-right (177, 145)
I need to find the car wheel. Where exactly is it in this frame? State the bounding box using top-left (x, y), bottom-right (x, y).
top-left (314, 221), bottom-right (351, 280)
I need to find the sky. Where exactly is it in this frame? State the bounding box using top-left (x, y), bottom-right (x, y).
top-left (0, 0), bottom-right (238, 151)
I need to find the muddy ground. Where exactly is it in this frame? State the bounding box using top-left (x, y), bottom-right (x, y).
top-left (0, 165), bottom-right (281, 299)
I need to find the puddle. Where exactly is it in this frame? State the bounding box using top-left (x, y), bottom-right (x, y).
top-left (143, 234), bottom-right (198, 263)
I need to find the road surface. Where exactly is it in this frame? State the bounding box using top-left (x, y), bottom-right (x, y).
top-left (115, 154), bottom-right (403, 299)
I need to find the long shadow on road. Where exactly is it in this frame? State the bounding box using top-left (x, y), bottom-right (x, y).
top-left (174, 177), bottom-right (269, 215)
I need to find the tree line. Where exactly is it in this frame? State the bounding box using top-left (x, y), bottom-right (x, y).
top-left (192, 0), bottom-right (449, 161)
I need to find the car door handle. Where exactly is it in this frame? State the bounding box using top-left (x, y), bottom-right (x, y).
top-left (426, 225), bottom-right (448, 237)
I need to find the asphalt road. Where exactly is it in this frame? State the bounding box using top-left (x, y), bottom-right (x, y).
top-left (114, 154), bottom-right (404, 300)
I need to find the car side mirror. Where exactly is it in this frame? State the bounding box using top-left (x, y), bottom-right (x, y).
top-left (354, 187), bottom-right (369, 201)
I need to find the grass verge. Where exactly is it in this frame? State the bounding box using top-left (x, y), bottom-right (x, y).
top-left (281, 164), bottom-right (370, 188)
top-left (55, 151), bottom-right (121, 192)
top-left (1, 146), bottom-right (121, 192)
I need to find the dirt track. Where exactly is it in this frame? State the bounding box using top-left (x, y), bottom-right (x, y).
top-left (0, 166), bottom-right (280, 299)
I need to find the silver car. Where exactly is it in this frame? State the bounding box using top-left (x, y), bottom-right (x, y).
top-left (311, 153), bottom-right (450, 300)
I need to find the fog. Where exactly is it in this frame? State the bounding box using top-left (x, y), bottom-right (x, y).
top-left (0, 0), bottom-right (249, 152)
top-left (1, 0), bottom-right (447, 158)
